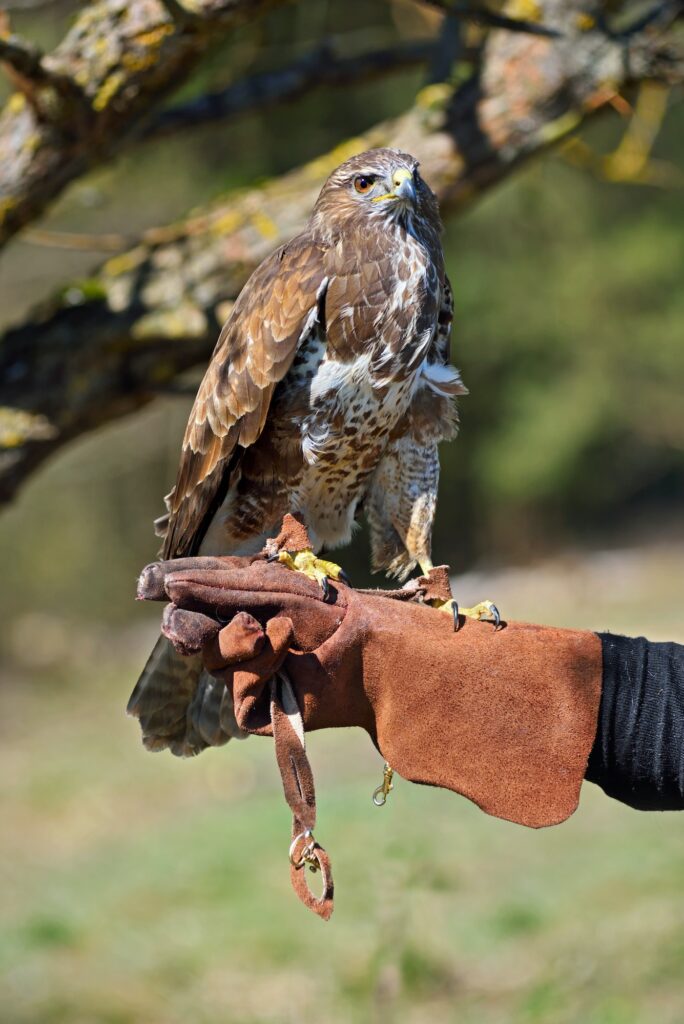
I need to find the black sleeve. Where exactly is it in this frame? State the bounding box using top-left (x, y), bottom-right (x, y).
top-left (585, 633), bottom-right (684, 811)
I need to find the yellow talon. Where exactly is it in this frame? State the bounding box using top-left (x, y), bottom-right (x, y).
top-left (275, 548), bottom-right (349, 597)
top-left (419, 559), bottom-right (500, 630)
top-left (460, 600), bottom-right (500, 626)
top-left (429, 596), bottom-right (500, 629)
top-left (428, 596), bottom-right (460, 630)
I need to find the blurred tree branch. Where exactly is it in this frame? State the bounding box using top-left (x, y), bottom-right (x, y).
top-left (0, 0), bottom-right (682, 501)
top-left (417, 0), bottom-right (562, 37)
top-left (0, 0), bottom-right (289, 249)
top-left (0, 0), bottom-right (65, 8)
top-left (559, 80), bottom-right (684, 185)
top-left (143, 38), bottom-right (438, 139)
top-left (0, 32), bottom-right (52, 80)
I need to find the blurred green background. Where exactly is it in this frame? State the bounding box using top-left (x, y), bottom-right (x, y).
top-left (1, 1), bottom-right (683, 1022)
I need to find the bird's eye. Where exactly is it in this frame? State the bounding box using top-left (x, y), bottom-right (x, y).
top-left (353, 175), bottom-right (375, 194)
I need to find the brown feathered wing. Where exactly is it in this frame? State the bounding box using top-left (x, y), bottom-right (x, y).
top-left (128, 235), bottom-right (327, 756)
top-left (159, 234), bottom-right (328, 559)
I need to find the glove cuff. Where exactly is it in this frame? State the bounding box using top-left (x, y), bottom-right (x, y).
top-left (362, 603), bottom-right (604, 827)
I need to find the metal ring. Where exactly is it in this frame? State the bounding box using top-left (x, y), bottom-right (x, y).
top-left (372, 785), bottom-right (388, 807)
top-left (289, 829), bottom-right (315, 869)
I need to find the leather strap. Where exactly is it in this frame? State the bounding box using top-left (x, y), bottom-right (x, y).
top-left (270, 673), bottom-right (334, 920)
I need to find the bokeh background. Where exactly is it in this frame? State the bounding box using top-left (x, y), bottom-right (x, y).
top-left (1, 1), bottom-right (683, 1022)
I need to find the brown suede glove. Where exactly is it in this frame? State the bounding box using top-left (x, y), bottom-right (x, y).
top-left (136, 551), bottom-right (603, 918)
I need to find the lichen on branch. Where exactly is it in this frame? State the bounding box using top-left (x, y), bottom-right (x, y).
top-left (0, 0), bottom-right (286, 248)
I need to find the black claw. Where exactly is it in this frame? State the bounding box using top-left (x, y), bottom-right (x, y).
top-left (490, 604), bottom-right (501, 630)
top-left (338, 569), bottom-right (352, 587)
top-left (452, 601), bottom-right (460, 632)
top-left (266, 552), bottom-right (280, 563)
top-left (320, 576), bottom-right (330, 601)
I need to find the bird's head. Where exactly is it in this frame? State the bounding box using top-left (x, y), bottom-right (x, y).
top-left (311, 148), bottom-right (440, 241)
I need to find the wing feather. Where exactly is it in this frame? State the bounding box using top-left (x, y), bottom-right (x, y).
top-left (161, 235), bottom-right (327, 558)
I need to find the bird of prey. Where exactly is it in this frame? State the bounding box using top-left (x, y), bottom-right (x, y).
top-left (128, 147), bottom-right (496, 757)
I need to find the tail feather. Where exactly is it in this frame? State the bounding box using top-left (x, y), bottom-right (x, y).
top-left (127, 635), bottom-right (246, 757)
top-left (187, 672), bottom-right (234, 748)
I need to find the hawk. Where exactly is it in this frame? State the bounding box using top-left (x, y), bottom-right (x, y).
top-left (128, 147), bottom-right (495, 757)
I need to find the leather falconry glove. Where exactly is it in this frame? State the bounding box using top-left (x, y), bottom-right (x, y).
top-left (136, 534), bottom-right (602, 919)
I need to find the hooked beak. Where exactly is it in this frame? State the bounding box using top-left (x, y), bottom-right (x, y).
top-left (372, 167), bottom-right (416, 205)
top-left (391, 167), bottom-right (416, 204)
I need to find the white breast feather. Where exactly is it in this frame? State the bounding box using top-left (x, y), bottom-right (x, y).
top-left (420, 359), bottom-right (467, 397)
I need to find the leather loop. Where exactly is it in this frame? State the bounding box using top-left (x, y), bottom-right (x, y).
top-left (271, 673), bottom-right (315, 828)
top-left (289, 828), bottom-right (334, 921)
top-left (270, 673), bottom-right (334, 919)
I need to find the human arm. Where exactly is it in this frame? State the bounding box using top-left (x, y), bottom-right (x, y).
top-left (587, 633), bottom-right (684, 811)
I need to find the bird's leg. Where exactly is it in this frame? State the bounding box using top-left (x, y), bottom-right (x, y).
top-left (418, 558), bottom-right (500, 629)
top-left (264, 514), bottom-right (350, 600)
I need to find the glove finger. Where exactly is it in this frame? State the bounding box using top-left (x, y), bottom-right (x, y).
top-left (137, 556), bottom-right (250, 602)
top-left (231, 617), bottom-right (296, 733)
top-left (204, 611), bottom-right (266, 672)
top-left (164, 563), bottom-right (341, 645)
top-left (166, 563), bottom-right (323, 607)
top-left (161, 604), bottom-right (221, 656)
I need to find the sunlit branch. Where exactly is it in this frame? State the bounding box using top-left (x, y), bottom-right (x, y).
top-left (0, 0), bottom-right (288, 250)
